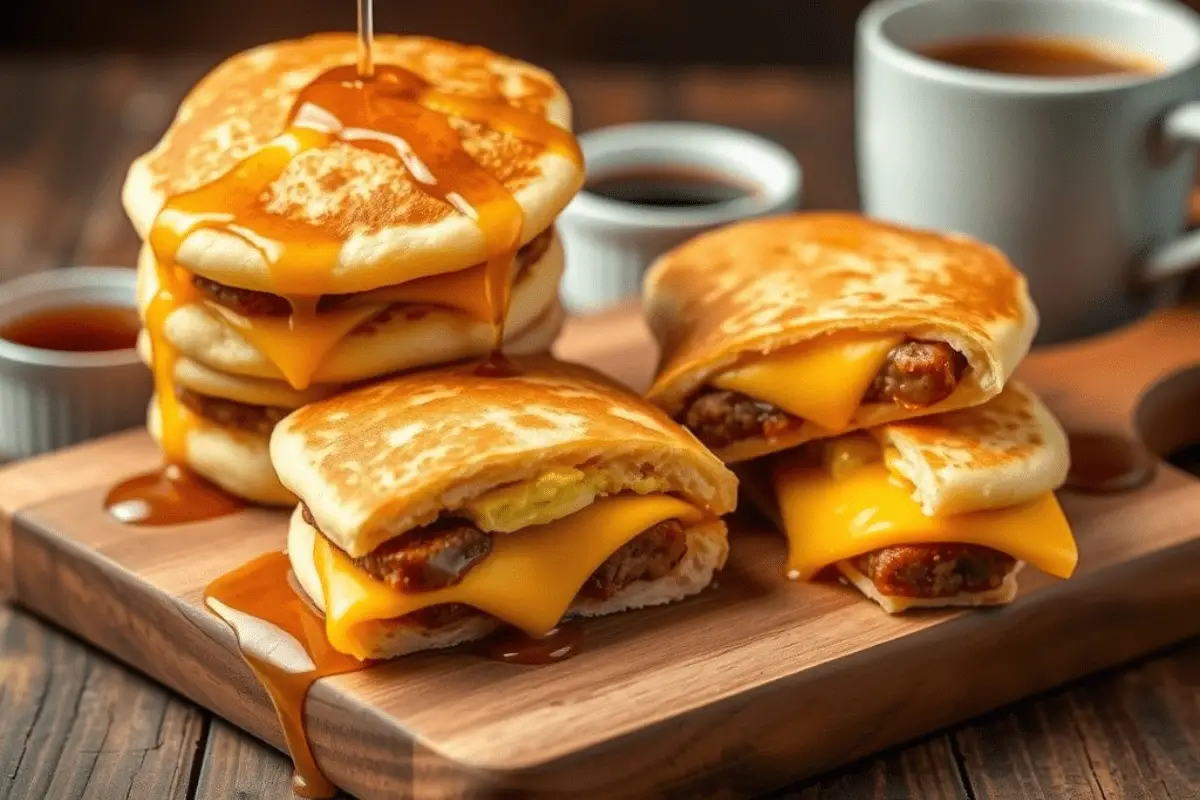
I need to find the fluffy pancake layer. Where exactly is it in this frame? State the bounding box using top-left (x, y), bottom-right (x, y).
top-left (142, 304), bottom-right (565, 506)
top-left (270, 356), bottom-right (738, 558)
top-left (644, 213), bottom-right (1038, 462)
top-left (136, 232), bottom-right (565, 385)
top-left (148, 397), bottom-right (294, 506)
top-left (123, 34), bottom-right (584, 294)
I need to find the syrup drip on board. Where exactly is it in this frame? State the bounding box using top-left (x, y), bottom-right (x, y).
top-left (1064, 430), bottom-right (1157, 494)
top-left (205, 552), bottom-right (369, 799)
top-left (105, 463), bottom-right (246, 526)
top-left (112, 18), bottom-right (581, 525)
top-left (482, 620), bottom-right (584, 664)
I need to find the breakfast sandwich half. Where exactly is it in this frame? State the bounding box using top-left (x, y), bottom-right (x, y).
top-left (749, 382), bottom-right (1076, 611)
top-left (643, 213), bottom-right (1038, 463)
top-left (269, 356), bottom-right (737, 659)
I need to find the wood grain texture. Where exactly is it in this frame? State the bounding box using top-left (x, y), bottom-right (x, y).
top-left (2, 307), bottom-right (1199, 799)
top-left (0, 604), bottom-right (206, 800)
top-left (956, 640), bottom-right (1200, 800)
top-left (192, 720), bottom-right (301, 800)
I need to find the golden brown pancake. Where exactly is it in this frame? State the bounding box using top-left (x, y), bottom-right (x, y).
top-left (643, 213), bottom-right (1038, 462)
top-left (271, 354), bottom-right (738, 557)
top-left (123, 34), bottom-right (584, 295)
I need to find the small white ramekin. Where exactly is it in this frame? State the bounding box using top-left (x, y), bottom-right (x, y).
top-left (0, 268), bottom-right (151, 460)
top-left (558, 122), bottom-right (802, 313)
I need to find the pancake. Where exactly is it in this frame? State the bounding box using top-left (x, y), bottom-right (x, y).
top-left (271, 354), bottom-right (737, 557)
top-left (147, 397), bottom-right (294, 506)
top-left (135, 233), bottom-right (565, 386)
top-left (123, 34), bottom-right (584, 295)
top-left (644, 213), bottom-right (1038, 463)
top-left (137, 332), bottom-right (341, 408)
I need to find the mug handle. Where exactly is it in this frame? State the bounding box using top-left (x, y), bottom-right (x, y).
top-left (1141, 101), bottom-right (1200, 282)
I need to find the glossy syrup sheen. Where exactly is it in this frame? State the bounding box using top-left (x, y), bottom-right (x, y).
top-left (1065, 430), bottom-right (1157, 494)
top-left (105, 463), bottom-right (246, 526)
top-left (0, 304), bottom-right (140, 352)
top-left (204, 552), bottom-right (368, 798)
top-left (482, 620), bottom-right (584, 664)
top-left (920, 36), bottom-right (1158, 77)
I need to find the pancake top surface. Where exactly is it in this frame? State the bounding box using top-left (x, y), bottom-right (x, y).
top-left (881, 382), bottom-right (1050, 473)
top-left (270, 356), bottom-right (738, 552)
top-left (644, 212), bottom-right (1036, 413)
top-left (123, 34), bottom-right (582, 291)
top-left (875, 381), bottom-right (1070, 514)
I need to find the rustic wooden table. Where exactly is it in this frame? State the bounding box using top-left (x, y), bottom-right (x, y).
top-left (1, 55), bottom-right (1197, 800)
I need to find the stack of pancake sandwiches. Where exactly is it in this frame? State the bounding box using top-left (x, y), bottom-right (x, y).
top-left (121, 34), bottom-right (583, 506)
top-left (643, 213), bottom-right (1078, 612)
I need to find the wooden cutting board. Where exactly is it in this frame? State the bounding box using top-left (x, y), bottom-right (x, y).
top-left (2, 305), bottom-right (1199, 799)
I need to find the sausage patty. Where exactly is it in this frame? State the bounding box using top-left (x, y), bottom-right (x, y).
top-left (192, 227), bottom-right (554, 317)
top-left (352, 520), bottom-right (494, 593)
top-left (850, 544), bottom-right (1015, 598)
top-left (177, 388), bottom-right (290, 436)
top-left (301, 505), bottom-right (691, 626)
top-left (582, 519), bottom-right (688, 600)
top-left (864, 340), bottom-right (967, 409)
top-left (682, 391), bottom-right (802, 450)
top-left (681, 340), bottom-right (966, 448)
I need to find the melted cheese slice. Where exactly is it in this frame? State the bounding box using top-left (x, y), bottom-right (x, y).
top-left (205, 300), bottom-right (383, 391)
top-left (312, 494), bottom-right (702, 659)
top-left (349, 264), bottom-right (493, 322)
top-left (711, 332), bottom-right (904, 432)
top-left (773, 459), bottom-right (1077, 582)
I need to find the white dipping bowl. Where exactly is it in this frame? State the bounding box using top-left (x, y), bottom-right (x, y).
top-left (558, 122), bottom-right (802, 313)
top-left (0, 268), bottom-right (150, 460)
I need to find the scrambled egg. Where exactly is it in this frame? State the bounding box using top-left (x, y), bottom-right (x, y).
top-left (463, 467), bottom-right (670, 533)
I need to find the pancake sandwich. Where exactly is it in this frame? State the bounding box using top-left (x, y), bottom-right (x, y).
top-left (644, 213), bottom-right (1037, 463)
top-left (120, 34), bottom-right (583, 506)
top-left (271, 356), bottom-right (737, 659)
top-left (760, 382), bottom-right (1076, 611)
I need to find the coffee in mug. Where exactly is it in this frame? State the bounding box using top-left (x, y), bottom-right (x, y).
top-left (857, 0), bottom-right (1200, 343)
top-left (920, 36), bottom-right (1158, 77)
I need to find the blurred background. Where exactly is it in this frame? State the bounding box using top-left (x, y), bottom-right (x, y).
top-left (4, 1), bottom-right (869, 64)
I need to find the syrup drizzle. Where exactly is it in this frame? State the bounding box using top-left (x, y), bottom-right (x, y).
top-left (204, 553), bottom-right (367, 798)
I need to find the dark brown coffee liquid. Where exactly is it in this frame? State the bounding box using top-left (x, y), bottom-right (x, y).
top-left (586, 167), bottom-right (754, 208)
top-left (1167, 442), bottom-right (1200, 478)
top-left (0, 304), bottom-right (140, 352)
top-left (920, 36), bottom-right (1157, 78)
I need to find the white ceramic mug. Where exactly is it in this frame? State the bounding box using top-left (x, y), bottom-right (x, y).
top-left (858, 0), bottom-right (1200, 342)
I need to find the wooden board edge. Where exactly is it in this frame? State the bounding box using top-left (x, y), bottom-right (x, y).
top-left (0, 429), bottom-right (154, 601)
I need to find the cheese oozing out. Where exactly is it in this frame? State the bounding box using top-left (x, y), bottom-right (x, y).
top-left (200, 264), bottom-right (509, 391)
top-left (771, 450), bottom-right (1077, 584)
top-left (312, 494), bottom-right (703, 659)
top-left (710, 332), bottom-right (905, 432)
